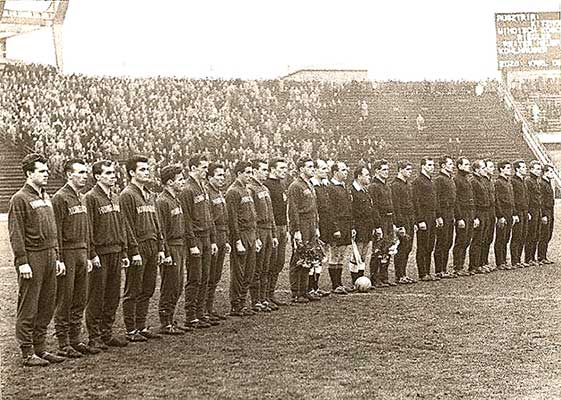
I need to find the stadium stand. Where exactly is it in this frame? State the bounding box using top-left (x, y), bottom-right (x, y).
top-left (0, 63), bottom-right (537, 212)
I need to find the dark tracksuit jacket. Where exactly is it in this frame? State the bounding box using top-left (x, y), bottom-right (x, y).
top-left (287, 176), bottom-right (318, 239)
top-left (412, 172), bottom-right (437, 277)
top-left (264, 177), bottom-right (287, 228)
top-left (180, 176), bottom-right (216, 248)
top-left (390, 176), bottom-right (415, 277)
top-left (52, 184), bottom-right (89, 260)
top-left (156, 189), bottom-right (185, 256)
top-left (327, 179), bottom-right (353, 246)
top-left (510, 174), bottom-right (529, 264)
top-left (368, 177), bottom-right (394, 235)
top-left (538, 177), bottom-right (554, 260)
top-left (351, 182), bottom-right (374, 244)
top-left (469, 173), bottom-right (491, 269)
top-left (433, 171), bottom-right (456, 273)
top-left (311, 178), bottom-right (334, 243)
top-left (9, 184), bottom-right (59, 355)
top-left (452, 171), bottom-right (475, 269)
top-left (525, 173), bottom-right (542, 261)
top-left (494, 175), bottom-right (515, 266)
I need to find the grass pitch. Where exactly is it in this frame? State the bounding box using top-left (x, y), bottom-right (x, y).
top-left (1, 204), bottom-right (560, 399)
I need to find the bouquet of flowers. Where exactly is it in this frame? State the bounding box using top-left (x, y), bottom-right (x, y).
top-left (294, 239), bottom-right (326, 270)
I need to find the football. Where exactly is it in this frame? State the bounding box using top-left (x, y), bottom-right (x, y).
top-left (355, 276), bottom-right (372, 292)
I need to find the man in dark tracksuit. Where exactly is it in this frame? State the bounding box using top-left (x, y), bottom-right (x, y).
top-left (368, 160), bottom-right (395, 287)
top-left (53, 159), bottom-right (97, 358)
top-left (510, 160), bottom-right (529, 268)
top-left (350, 166), bottom-right (373, 284)
top-left (391, 161), bottom-right (416, 284)
top-left (524, 161), bottom-right (543, 265)
top-left (310, 159), bottom-right (333, 295)
top-left (288, 157), bottom-right (319, 303)
top-left (327, 161), bottom-right (353, 294)
top-left (452, 157), bottom-right (476, 275)
top-left (120, 155), bottom-right (166, 340)
top-left (206, 163), bottom-right (231, 320)
top-left (264, 158), bottom-right (290, 305)
top-left (538, 165), bottom-right (555, 264)
top-left (85, 160), bottom-right (130, 350)
top-left (412, 158), bottom-right (437, 281)
top-left (226, 161), bottom-right (258, 316)
top-left (433, 156), bottom-right (456, 279)
top-left (181, 155), bottom-right (218, 329)
top-left (469, 160), bottom-right (492, 274)
top-left (156, 165), bottom-right (188, 335)
top-left (481, 160), bottom-right (496, 271)
top-left (248, 159), bottom-right (278, 312)
top-left (8, 153), bottom-right (67, 366)
top-left (494, 161), bottom-right (515, 269)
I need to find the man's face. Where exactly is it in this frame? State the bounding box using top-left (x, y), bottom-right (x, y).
top-left (545, 168), bottom-right (555, 180)
top-left (28, 161), bottom-right (49, 187)
top-left (97, 164), bottom-right (117, 187)
top-left (501, 164), bottom-right (512, 176)
top-left (271, 162), bottom-right (288, 179)
top-left (210, 168), bottom-right (225, 188)
top-left (458, 159), bottom-right (471, 173)
top-left (401, 165), bottom-right (413, 179)
top-left (530, 163), bottom-right (542, 177)
top-left (516, 162), bottom-right (527, 176)
top-left (357, 168), bottom-right (371, 186)
top-left (485, 161), bottom-right (495, 176)
top-left (423, 160), bottom-right (435, 175)
top-left (316, 160), bottom-right (329, 179)
top-left (377, 163), bottom-right (389, 180)
top-left (132, 161), bottom-right (151, 184)
top-left (68, 162), bottom-right (88, 189)
top-left (254, 162), bottom-right (269, 182)
top-left (443, 158), bottom-right (454, 174)
top-left (170, 172), bottom-right (186, 192)
top-left (301, 161), bottom-right (315, 179)
top-left (192, 160), bottom-right (209, 180)
top-left (335, 162), bottom-right (348, 181)
top-left (238, 167), bottom-right (253, 185)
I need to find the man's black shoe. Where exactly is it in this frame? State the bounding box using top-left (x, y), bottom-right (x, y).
top-left (72, 342), bottom-right (101, 355)
top-left (104, 336), bottom-right (129, 347)
top-left (57, 346), bottom-right (83, 359)
top-left (23, 354), bottom-right (49, 367)
top-left (139, 328), bottom-right (162, 339)
top-left (125, 331), bottom-right (148, 342)
top-left (37, 351), bottom-right (66, 363)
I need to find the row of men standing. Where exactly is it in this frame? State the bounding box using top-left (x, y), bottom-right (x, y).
top-left (9, 153), bottom-right (296, 366)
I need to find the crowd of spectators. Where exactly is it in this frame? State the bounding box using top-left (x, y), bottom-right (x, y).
top-left (1, 63), bottom-right (514, 188)
top-left (509, 76), bottom-right (561, 133)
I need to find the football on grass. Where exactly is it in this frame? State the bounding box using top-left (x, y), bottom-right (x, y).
top-left (355, 276), bottom-right (372, 292)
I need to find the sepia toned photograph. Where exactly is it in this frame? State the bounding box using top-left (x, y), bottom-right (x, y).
top-left (0, 0), bottom-right (560, 398)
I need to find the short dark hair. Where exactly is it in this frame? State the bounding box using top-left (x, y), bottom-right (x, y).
top-left (208, 162), bottom-right (225, 178)
top-left (420, 157), bottom-right (433, 166)
top-left (497, 160), bottom-right (511, 172)
top-left (63, 158), bottom-right (86, 176)
top-left (234, 160), bottom-right (252, 176)
top-left (484, 159), bottom-right (494, 167)
top-left (331, 161), bottom-right (343, 174)
top-left (269, 158), bottom-right (286, 170)
top-left (92, 160), bottom-right (114, 179)
top-left (473, 160), bottom-right (485, 172)
top-left (512, 159), bottom-right (525, 171)
top-left (22, 153), bottom-right (47, 176)
top-left (543, 164), bottom-right (554, 173)
top-left (296, 156), bottom-right (313, 170)
top-left (188, 154), bottom-right (208, 169)
top-left (456, 157), bottom-right (469, 168)
top-left (251, 159), bottom-right (268, 169)
top-left (372, 159), bottom-right (389, 171)
top-left (438, 155), bottom-right (452, 168)
top-left (126, 155), bottom-right (149, 178)
top-left (529, 160), bottom-right (541, 169)
top-left (397, 160), bottom-right (412, 171)
top-left (160, 165), bottom-right (183, 186)
top-left (353, 166), bottom-right (369, 180)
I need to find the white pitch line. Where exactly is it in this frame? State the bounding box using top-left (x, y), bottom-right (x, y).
top-left (371, 292), bottom-right (561, 302)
